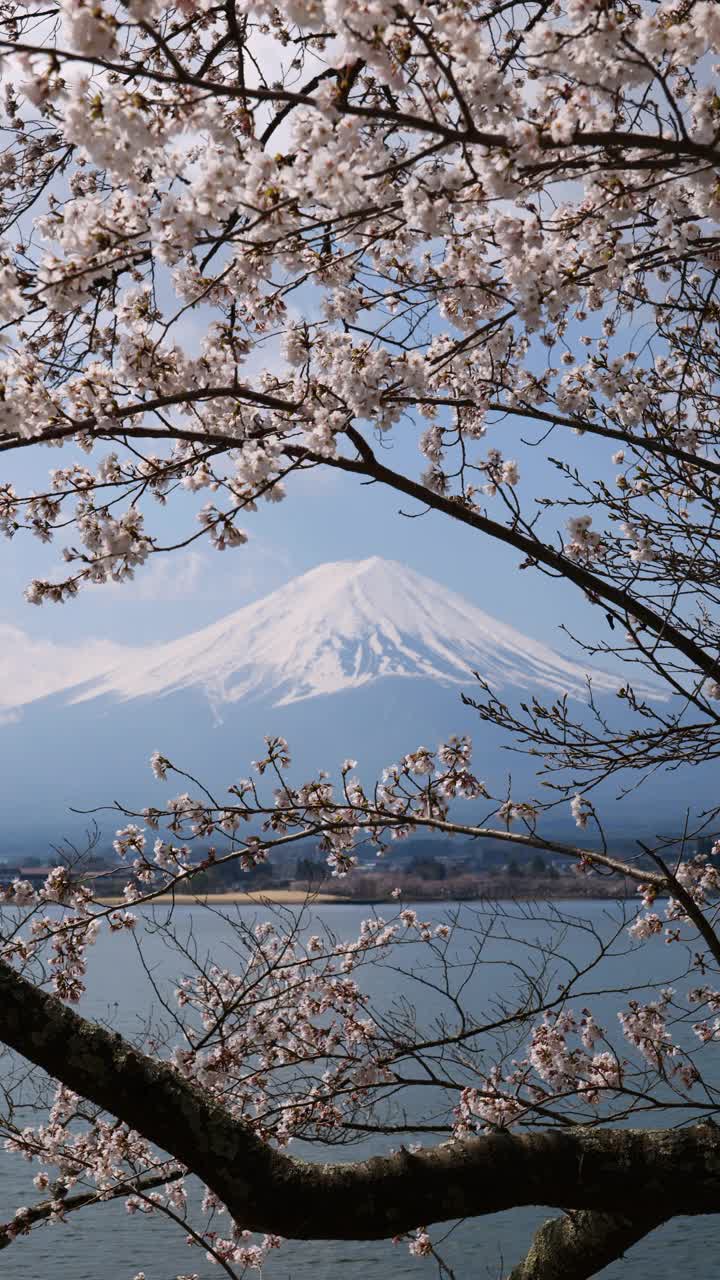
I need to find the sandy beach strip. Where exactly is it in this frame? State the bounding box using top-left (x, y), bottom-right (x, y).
top-left (93, 889), bottom-right (352, 906)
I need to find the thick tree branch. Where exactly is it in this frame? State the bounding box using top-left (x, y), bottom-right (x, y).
top-left (1, 959), bottom-right (720, 1240)
top-left (507, 1208), bottom-right (669, 1280)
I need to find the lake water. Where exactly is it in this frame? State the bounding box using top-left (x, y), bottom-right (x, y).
top-left (0, 899), bottom-right (717, 1280)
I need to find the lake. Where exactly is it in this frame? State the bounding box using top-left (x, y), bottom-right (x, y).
top-left (0, 899), bottom-right (716, 1280)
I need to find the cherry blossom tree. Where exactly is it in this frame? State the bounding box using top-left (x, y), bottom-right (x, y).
top-left (1, 0), bottom-right (720, 1276)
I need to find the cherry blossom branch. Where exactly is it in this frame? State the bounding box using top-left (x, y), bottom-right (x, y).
top-left (0, 1168), bottom-right (182, 1251)
top-left (387, 396), bottom-right (720, 480)
top-left (0, 383), bottom-right (298, 454)
top-left (4, 40), bottom-right (720, 165)
top-left (301, 441), bottom-right (720, 681)
top-left (640, 844), bottom-right (720, 969)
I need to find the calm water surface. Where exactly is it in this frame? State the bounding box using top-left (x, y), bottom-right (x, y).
top-left (0, 900), bottom-right (716, 1280)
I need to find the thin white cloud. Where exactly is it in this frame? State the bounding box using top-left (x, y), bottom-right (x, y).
top-left (0, 623), bottom-right (128, 711)
top-left (102, 550), bottom-right (205, 602)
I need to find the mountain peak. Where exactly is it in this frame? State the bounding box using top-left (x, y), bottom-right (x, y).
top-left (69, 556), bottom-right (638, 710)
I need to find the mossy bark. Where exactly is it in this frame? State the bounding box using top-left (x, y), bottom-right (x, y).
top-left (507, 1209), bottom-right (669, 1280)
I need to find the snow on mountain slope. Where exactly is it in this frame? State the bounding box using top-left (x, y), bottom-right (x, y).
top-left (71, 557), bottom-right (641, 709)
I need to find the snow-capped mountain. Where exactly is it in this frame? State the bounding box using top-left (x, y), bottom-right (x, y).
top-left (65, 556), bottom-right (630, 709)
top-left (0, 557), bottom-right (676, 847)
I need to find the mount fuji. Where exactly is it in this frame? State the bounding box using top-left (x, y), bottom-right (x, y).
top-left (0, 557), bottom-right (665, 847)
top-left (32, 556), bottom-right (630, 713)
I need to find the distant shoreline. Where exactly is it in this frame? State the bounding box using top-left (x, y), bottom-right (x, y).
top-left (94, 886), bottom-right (639, 907)
top-left (95, 890), bottom-right (349, 906)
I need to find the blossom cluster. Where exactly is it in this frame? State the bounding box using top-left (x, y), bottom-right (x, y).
top-left (0, 0), bottom-right (715, 613)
